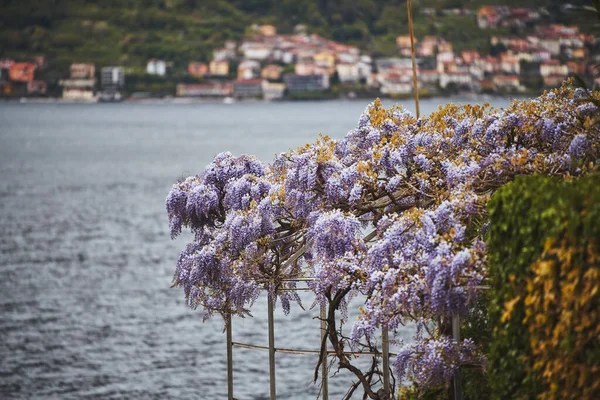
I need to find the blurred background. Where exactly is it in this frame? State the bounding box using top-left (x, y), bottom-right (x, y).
top-left (0, 1), bottom-right (598, 399)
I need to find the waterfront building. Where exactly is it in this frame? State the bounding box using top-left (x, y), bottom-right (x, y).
top-left (61, 88), bottom-right (95, 101)
top-left (262, 82), bottom-right (285, 101)
top-left (61, 63), bottom-right (96, 101)
top-left (176, 82), bottom-right (233, 97)
top-left (9, 62), bottom-right (36, 82)
top-left (233, 79), bottom-right (264, 98)
top-left (70, 63), bottom-right (95, 79)
top-left (100, 66), bottom-right (125, 101)
top-left (59, 78), bottom-right (96, 100)
top-left (101, 67), bottom-right (125, 88)
top-left (284, 74), bottom-right (329, 92)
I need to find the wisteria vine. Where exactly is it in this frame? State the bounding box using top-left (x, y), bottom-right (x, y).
top-left (167, 82), bottom-right (599, 398)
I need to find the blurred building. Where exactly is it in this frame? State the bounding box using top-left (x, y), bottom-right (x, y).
top-left (100, 66), bottom-right (125, 102)
top-left (284, 74), bottom-right (329, 92)
top-left (176, 82), bottom-right (233, 97)
top-left (101, 67), bottom-right (125, 87)
top-left (147, 59), bottom-right (167, 76)
top-left (9, 63), bottom-right (36, 82)
top-left (209, 60), bottom-right (229, 76)
top-left (60, 63), bottom-right (96, 101)
top-left (188, 62), bottom-right (209, 78)
top-left (233, 79), bottom-right (264, 98)
top-left (70, 63), bottom-right (95, 79)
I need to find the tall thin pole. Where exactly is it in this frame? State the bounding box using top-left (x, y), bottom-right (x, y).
top-left (268, 292), bottom-right (276, 400)
top-left (226, 315), bottom-right (234, 400)
top-left (407, 0), bottom-right (420, 118)
top-left (320, 304), bottom-right (329, 400)
top-left (452, 314), bottom-right (463, 400)
top-left (382, 326), bottom-right (390, 397)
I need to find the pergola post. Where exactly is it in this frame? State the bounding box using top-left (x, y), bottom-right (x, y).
top-left (226, 315), bottom-right (234, 400)
top-left (320, 304), bottom-right (329, 400)
top-left (382, 326), bottom-right (390, 398)
top-left (268, 292), bottom-right (276, 400)
top-left (452, 314), bottom-right (463, 400)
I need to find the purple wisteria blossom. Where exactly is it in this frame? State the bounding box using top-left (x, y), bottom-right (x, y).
top-left (167, 83), bottom-right (600, 397)
top-left (393, 337), bottom-right (483, 388)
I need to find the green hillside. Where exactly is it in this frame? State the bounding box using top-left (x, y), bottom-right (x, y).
top-left (1, 0), bottom-right (593, 73)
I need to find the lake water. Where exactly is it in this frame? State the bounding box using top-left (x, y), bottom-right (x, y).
top-left (0, 96), bottom-right (520, 399)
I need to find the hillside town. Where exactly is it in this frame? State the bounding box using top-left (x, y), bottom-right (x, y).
top-left (1, 6), bottom-right (598, 102)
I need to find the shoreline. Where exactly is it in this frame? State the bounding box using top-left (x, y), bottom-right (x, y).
top-left (3, 91), bottom-right (541, 105)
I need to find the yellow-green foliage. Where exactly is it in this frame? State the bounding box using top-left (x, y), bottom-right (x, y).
top-left (487, 174), bottom-right (600, 400)
top-left (523, 233), bottom-right (600, 399)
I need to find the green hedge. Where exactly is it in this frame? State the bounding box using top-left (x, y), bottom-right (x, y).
top-left (486, 174), bottom-right (600, 400)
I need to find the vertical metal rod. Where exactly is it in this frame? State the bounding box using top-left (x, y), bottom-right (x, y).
top-left (268, 292), bottom-right (276, 400)
top-left (407, 0), bottom-right (420, 118)
top-left (226, 315), bottom-right (234, 400)
top-left (382, 326), bottom-right (390, 397)
top-left (452, 314), bottom-right (463, 400)
top-left (320, 304), bottom-right (329, 400)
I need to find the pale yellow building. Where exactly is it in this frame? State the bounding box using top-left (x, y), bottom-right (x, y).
top-left (396, 35), bottom-right (415, 48)
top-left (313, 52), bottom-right (336, 68)
top-left (209, 60), bottom-right (229, 76)
top-left (261, 64), bottom-right (283, 81)
top-left (259, 25), bottom-right (277, 36)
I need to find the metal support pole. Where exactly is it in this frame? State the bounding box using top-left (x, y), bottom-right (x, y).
top-left (452, 314), bottom-right (463, 400)
top-left (320, 304), bottom-right (329, 400)
top-left (268, 292), bottom-right (276, 400)
top-left (382, 326), bottom-right (390, 398)
top-left (226, 315), bottom-right (234, 400)
top-left (407, 0), bottom-right (420, 118)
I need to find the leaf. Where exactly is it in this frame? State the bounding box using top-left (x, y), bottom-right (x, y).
top-left (501, 296), bottom-right (521, 323)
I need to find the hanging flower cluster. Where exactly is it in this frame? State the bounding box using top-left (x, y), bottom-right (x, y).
top-left (167, 82), bottom-right (599, 394)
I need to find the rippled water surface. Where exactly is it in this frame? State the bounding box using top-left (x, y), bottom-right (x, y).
top-left (0, 97), bottom-right (517, 399)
